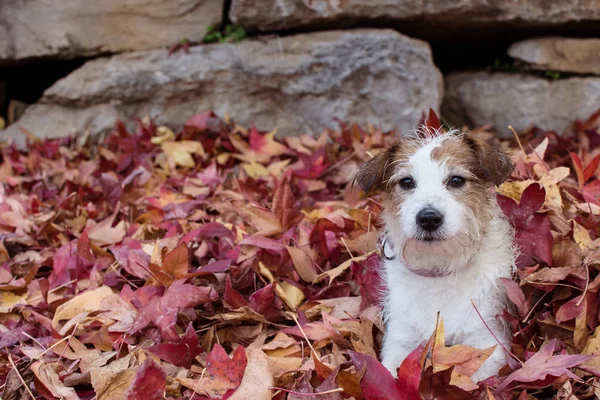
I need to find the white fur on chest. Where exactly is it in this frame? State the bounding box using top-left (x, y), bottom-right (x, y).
top-left (380, 212), bottom-right (514, 380)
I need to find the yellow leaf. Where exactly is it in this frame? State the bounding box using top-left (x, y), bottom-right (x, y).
top-left (258, 262), bottom-right (275, 284)
top-left (496, 180), bottom-right (534, 202)
top-left (286, 246), bottom-right (317, 282)
top-left (312, 252), bottom-right (374, 285)
top-left (150, 126), bottom-right (175, 144)
top-left (572, 221), bottom-right (597, 250)
top-left (242, 161), bottom-right (269, 178)
top-left (0, 290), bottom-right (26, 313)
top-left (234, 201), bottom-right (282, 236)
top-left (267, 159), bottom-right (292, 175)
top-left (31, 362), bottom-right (80, 400)
top-left (228, 349), bottom-right (273, 400)
top-left (162, 140), bottom-right (205, 168)
top-left (276, 281), bottom-right (305, 310)
top-left (537, 166), bottom-right (570, 209)
top-left (52, 286), bottom-right (114, 331)
top-left (423, 317), bottom-right (495, 388)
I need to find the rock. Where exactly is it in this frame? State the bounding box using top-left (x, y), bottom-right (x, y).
top-left (508, 37), bottom-right (600, 75)
top-left (1, 29), bottom-right (442, 145)
top-left (0, 0), bottom-right (222, 62)
top-left (442, 72), bottom-right (600, 137)
top-left (229, 0), bottom-right (600, 37)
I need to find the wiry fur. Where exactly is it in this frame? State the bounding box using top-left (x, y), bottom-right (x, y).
top-left (357, 127), bottom-right (516, 382)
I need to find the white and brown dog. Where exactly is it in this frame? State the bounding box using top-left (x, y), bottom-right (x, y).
top-left (356, 126), bottom-right (516, 382)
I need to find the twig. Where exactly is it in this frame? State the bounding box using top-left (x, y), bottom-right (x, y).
top-left (522, 291), bottom-right (550, 323)
top-left (340, 237), bottom-right (355, 261)
top-left (7, 350), bottom-right (35, 400)
top-left (576, 264), bottom-right (590, 307)
top-left (471, 299), bottom-right (523, 366)
top-left (291, 314), bottom-right (318, 358)
top-left (58, 322), bottom-right (80, 363)
top-left (190, 367), bottom-right (207, 399)
top-left (270, 387), bottom-right (344, 396)
top-left (508, 126), bottom-right (525, 155)
top-left (22, 332), bottom-right (46, 350)
top-left (38, 335), bottom-right (71, 357)
top-left (28, 278), bottom-right (78, 303)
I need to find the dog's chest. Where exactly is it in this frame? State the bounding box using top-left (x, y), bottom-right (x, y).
top-left (383, 257), bottom-right (510, 341)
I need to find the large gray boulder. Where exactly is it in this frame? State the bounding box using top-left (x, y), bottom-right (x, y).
top-left (508, 37), bottom-right (600, 75)
top-left (230, 0), bottom-right (600, 35)
top-left (0, 0), bottom-right (222, 62)
top-left (1, 29), bottom-right (443, 145)
top-left (442, 72), bottom-right (600, 137)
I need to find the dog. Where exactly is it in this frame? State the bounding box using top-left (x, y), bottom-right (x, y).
top-left (356, 125), bottom-right (516, 382)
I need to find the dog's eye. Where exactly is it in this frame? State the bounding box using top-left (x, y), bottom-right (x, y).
top-left (448, 176), bottom-right (466, 188)
top-left (399, 177), bottom-right (415, 189)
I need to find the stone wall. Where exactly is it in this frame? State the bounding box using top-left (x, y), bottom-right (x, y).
top-left (1, 0), bottom-right (600, 144)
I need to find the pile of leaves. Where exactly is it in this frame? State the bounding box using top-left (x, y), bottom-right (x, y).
top-left (1, 110), bottom-right (600, 400)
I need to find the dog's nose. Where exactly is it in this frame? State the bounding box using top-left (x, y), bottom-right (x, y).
top-left (416, 208), bottom-right (444, 232)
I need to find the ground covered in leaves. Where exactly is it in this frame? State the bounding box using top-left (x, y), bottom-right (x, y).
top-left (2, 111), bottom-right (600, 400)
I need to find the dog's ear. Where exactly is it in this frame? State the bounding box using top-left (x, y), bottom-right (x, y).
top-left (464, 134), bottom-right (514, 186)
top-left (355, 146), bottom-right (397, 194)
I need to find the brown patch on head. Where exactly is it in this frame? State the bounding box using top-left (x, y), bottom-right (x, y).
top-left (355, 140), bottom-right (410, 194)
top-left (431, 132), bottom-right (514, 187)
top-left (463, 133), bottom-right (515, 186)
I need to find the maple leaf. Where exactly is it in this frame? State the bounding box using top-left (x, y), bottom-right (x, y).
top-left (178, 344), bottom-right (247, 397)
top-left (272, 177), bottom-right (304, 231)
top-left (147, 322), bottom-right (203, 368)
top-left (349, 350), bottom-right (406, 400)
top-left (496, 339), bottom-right (591, 391)
top-left (497, 183), bottom-right (553, 267)
top-left (149, 242), bottom-right (190, 286)
top-left (124, 359), bottom-right (167, 400)
top-left (131, 279), bottom-right (218, 341)
top-left (419, 366), bottom-right (475, 400)
top-left (110, 238), bottom-right (151, 279)
top-left (397, 343), bottom-right (425, 398)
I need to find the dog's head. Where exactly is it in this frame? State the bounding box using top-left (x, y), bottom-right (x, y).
top-left (356, 127), bottom-right (514, 275)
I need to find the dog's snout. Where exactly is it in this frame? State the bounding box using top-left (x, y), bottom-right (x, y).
top-left (416, 208), bottom-right (444, 232)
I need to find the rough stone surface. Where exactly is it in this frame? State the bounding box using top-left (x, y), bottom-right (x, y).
top-left (442, 72), bottom-right (600, 137)
top-left (1, 29), bottom-right (443, 145)
top-left (508, 37), bottom-right (600, 75)
top-left (0, 0), bottom-right (222, 62)
top-left (230, 0), bottom-right (600, 36)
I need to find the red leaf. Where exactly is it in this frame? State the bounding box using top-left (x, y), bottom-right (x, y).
top-left (273, 177), bottom-right (304, 231)
top-left (582, 180), bottom-right (600, 205)
top-left (425, 108), bottom-right (442, 131)
top-left (223, 275), bottom-right (248, 309)
top-left (571, 152), bottom-right (585, 189)
top-left (162, 243), bottom-right (190, 279)
top-left (498, 184), bottom-right (552, 267)
top-left (584, 154), bottom-right (600, 181)
top-left (110, 239), bottom-right (151, 279)
top-left (348, 351), bottom-right (405, 400)
top-left (419, 366), bottom-right (474, 400)
top-left (396, 343), bottom-right (424, 398)
top-left (205, 344), bottom-right (247, 392)
top-left (239, 235), bottom-right (286, 252)
top-left (496, 339), bottom-right (591, 391)
top-left (501, 277), bottom-right (527, 316)
top-left (556, 294), bottom-right (585, 323)
top-left (249, 283), bottom-right (282, 320)
top-left (147, 323), bottom-right (202, 368)
top-left (125, 359), bottom-right (166, 400)
top-left (131, 279), bottom-right (217, 341)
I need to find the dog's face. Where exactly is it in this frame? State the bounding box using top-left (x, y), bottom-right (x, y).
top-left (356, 128), bottom-right (514, 275)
